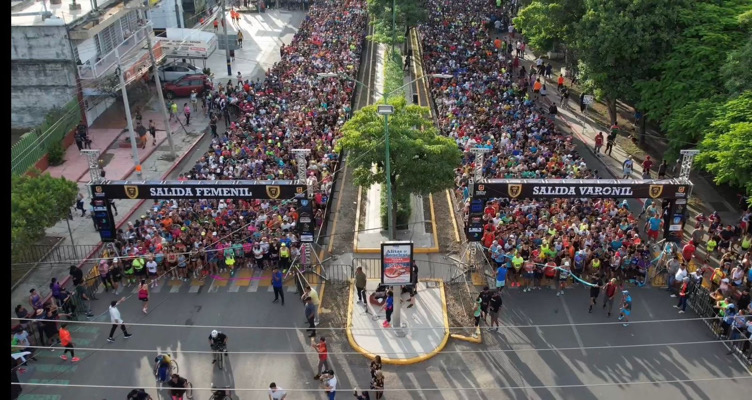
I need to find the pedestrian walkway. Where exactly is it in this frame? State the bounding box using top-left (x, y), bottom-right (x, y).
top-left (347, 280), bottom-right (449, 365)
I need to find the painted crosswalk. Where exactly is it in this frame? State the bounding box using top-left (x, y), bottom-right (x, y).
top-left (93, 268), bottom-right (321, 295)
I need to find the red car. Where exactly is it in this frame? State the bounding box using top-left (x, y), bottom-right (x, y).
top-left (162, 74), bottom-right (212, 99)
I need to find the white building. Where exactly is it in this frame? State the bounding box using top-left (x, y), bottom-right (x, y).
top-left (11, 0), bottom-right (171, 129)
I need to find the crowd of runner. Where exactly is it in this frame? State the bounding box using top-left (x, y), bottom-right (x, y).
top-left (94, 0), bottom-right (366, 284)
top-left (419, 0), bottom-right (751, 295)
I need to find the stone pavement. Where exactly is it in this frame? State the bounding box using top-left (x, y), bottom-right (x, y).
top-left (347, 280), bottom-right (449, 364)
top-left (10, 9), bottom-right (307, 314)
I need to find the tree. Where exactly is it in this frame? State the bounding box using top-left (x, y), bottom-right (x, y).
top-left (513, 0), bottom-right (585, 55)
top-left (574, 0), bottom-right (684, 125)
top-left (367, 0), bottom-right (427, 46)
top-left (12, 173), bottom-right (79, 262)
top-left (697, 91), bottom-right (752, 195)
top-left (636, 0), bottom-right (750, 153)
top-left (338, 97), bottom-right (461, 234)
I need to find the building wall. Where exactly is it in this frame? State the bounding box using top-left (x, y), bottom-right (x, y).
top-left (11, 61), bottom-right (78, 128)
top-left (11, 25), bottom-right (78, 129)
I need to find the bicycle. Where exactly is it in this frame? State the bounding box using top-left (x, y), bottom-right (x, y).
top-left (153, 355), bottom-right (179, 380)
top-left (212, 344), bottom-right (227, 370)
top-left (210, 384), bottom-right (232, 400)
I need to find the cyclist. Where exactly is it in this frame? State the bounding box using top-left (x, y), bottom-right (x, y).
top-left (154, 354), bottom-right (173, 383)
top-left (209, 329), bottom-right (228, 364)
top-left (167, 374), bottom-right (189, 400)
top-left (127, 388), bottom-right (153, 400)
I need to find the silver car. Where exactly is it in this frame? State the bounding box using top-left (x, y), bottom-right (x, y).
top-left (158, 62), bottom-right (203, 82)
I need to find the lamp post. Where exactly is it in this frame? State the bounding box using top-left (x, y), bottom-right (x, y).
top-left (317, 72), bottom-right (452, 238)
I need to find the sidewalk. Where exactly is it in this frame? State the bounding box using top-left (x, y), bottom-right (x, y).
top-left (346, 280), bottom-right (450, 365)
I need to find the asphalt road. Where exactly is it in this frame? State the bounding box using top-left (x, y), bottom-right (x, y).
top-left (17, 285), bottom-right (749, 399)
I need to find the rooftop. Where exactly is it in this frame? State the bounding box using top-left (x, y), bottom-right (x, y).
top-left (10, 0), bottom-right (121, 27)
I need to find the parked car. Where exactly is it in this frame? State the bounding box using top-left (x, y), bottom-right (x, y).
top-left (157, 62), bottom-right (203, 82)
top-left (162, 74), bottom-right (213, 99)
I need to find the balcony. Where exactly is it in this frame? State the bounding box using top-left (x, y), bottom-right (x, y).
top-left (78, 23), bottom-right (165, 84)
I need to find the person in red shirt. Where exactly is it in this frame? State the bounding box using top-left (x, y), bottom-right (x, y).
top-left (642, 156), bottom-right (653, 174)
top-left (594, 132), bottom-right (604, 154)
top-left (312, 337), bottom-right (329, 380)
top-left (58, 323), bottom-right (79, 362)
top-left (557, 75), bottom-right (565, 92)
top-left (674, 277), bottom-right (690, 313)
top-left (682, 241), bottom-right (696, 263)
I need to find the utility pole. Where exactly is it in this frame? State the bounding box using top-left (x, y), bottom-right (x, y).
top-left (143, 14), bottom-right (177, 159)
top-left (175, 0), bottom-right (185, 28)
top-left (115, 49), bottom-right (142, 176)
top-left (222, 0), bottom-right (232, 76)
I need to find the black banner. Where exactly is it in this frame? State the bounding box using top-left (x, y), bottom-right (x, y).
top-left (91, 199), bottom-right (116, 242)
top-left (297, 197), bottom-right (315, 243)
top-left (473, 179), bottom-right (690, 200)
top-left (90, 180), bottom-right (306, 200)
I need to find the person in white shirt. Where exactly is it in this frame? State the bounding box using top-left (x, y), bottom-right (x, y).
top-left (320, 370), bottom-right (337, 400)
top-left (268, 382), bottom-right (287, 399)
top-left (671, 265), bottom-right (688, 298)
top-left (107, 298), bottom-right (132, 342)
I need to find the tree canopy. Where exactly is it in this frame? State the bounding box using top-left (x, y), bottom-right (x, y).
top-left (12, 173), bottom-right (79, 262)
top-left (338, 96), bottom-right (461, 213)
top-left (514, 0), bottom-right (752, 194)
top-left (697, 92), bottom-right (752, 194)
top-left (367, 0), bottom-right (427, 45)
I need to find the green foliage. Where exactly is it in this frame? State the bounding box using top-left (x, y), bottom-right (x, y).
top-left (47, 141), bottom-right (66, 166)
top-left (721, 36), bottom-right (752, 94)
top-left (383, 48), bottom-right (405, 100)
top-left (514, 0), bottom-right (585, 52)
top-left (339, 96), bottom-right (462, 201)
top-left (636, 0), bottom-right (750, 149)
top-left (575, 0), bottom-right (684, 122)
top-left (381, 186), bottom-right (411, 230)
top-left (367, 0), bottom-right (426, 45)
top-left (697, 92), bottom-right (752, 196)
top-left (11, 173), bottom-right (79, 262)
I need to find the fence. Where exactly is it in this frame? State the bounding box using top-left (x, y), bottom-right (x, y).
top-left (324, 258), bottom-right (465, 283)
top-left (11, 243), bottom-right (102, 266)
top-left (11, 99), bottom-right (80, 175)
top-left (687, 283), bottom-right (752, 366)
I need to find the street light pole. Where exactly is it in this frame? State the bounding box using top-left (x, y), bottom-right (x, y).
top-left (115, 50), bottom-right (142, 175)
top-left (143, 19), bottom-right (177, 160)
top-left (222, 0), bottom-right (232, 76)
top-left (391, 0), bottom-right (396, 55)
top-left (383, 112), bottom-right (394, 239)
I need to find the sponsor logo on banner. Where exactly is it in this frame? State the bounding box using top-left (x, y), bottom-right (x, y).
top-left (508, 184), bottom-right (522, 198)
top-left (125, 186), bottom-right (139, 199)
top-left (296, 186), bottom-right (304, 194)
top-left (266, 186), bottom-right (281, 199)
top-left (649, 185), bottom-right (664, 199)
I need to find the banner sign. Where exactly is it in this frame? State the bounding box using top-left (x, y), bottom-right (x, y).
top-left (91, 199), bottom-right (116, 242)
top-left (297, 198), bottom-right (315, 243)
top-left (90, 180), bottom-right (305, 200)
top-left (473, 179), bottom-right (690, 200)
top-left (159, 36), bottom-right (217, 59)
top-left (381, 241), bottom-right (414, 286)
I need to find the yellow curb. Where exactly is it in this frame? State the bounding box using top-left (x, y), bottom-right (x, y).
top-left (345, 278), bottom-right (450, 365)
top-left (446, 189), bottom-right (461, 243)
top-left (327, 160), bottom-right (348, 255)
top-left (428, 193), bottom-right (440, 252)
top-left (353, 186), bottom-right (362, 251)
top-left (450, 326), bottom-right (482, 344)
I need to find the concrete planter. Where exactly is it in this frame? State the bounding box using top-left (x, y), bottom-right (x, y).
top-left (547, 52), bottom-right (565, 60)
top-left (69, 3), bottom-right (82, 11)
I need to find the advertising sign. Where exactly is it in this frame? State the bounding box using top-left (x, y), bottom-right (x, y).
top-left (473, 179), bottom-right (690, 200)
top-left (91, 199), bottom-right (116, 242)
top-left (90, 180), bottom-right (305, 200)
top-left (381, 242), bottom-right (414, 286)
top-left (297, 197), bottom-right (315, 243)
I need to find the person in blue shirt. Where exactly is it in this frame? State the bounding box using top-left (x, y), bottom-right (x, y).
top-left (271, 267), bottom-right (285, 306)
top-left (381, 291), bottom-right (395, 328)
top-left (646, 215), bottom-right (663, 244)
top-left (618, 290), bottom-right (632, 327)
top-left (496, 265), bottom-right (508, 292)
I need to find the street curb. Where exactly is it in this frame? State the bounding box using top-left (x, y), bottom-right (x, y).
top-left (345, 278), bottom-right (451, 365)
top-left (41, 131), bottom-right (207, 306)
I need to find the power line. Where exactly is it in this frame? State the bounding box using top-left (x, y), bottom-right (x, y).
top-left (16, 339), bottom-right (748, 357)
top-left (12, 376), bottom-right (752, 392)
top-left (10, 315), bottom-right (731, 331)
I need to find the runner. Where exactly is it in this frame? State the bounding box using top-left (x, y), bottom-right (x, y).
top-left (618, 290), bottom-right (633, 327)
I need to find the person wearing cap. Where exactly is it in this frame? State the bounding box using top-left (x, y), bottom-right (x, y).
top-left (617, 290), bottom-right (632, 327)
top-left (557, 261), bottom-right (571, 296)
top-left (720, 302), bottom-right (737, 338)
top-left (279, 242), bottom-right (290, 270)
top-left (674, 277), bottom-right (691, 313)
top-left (602, 278), bottom-right (618, 317)
top-left (312, 337), bottom-right (329, 380)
